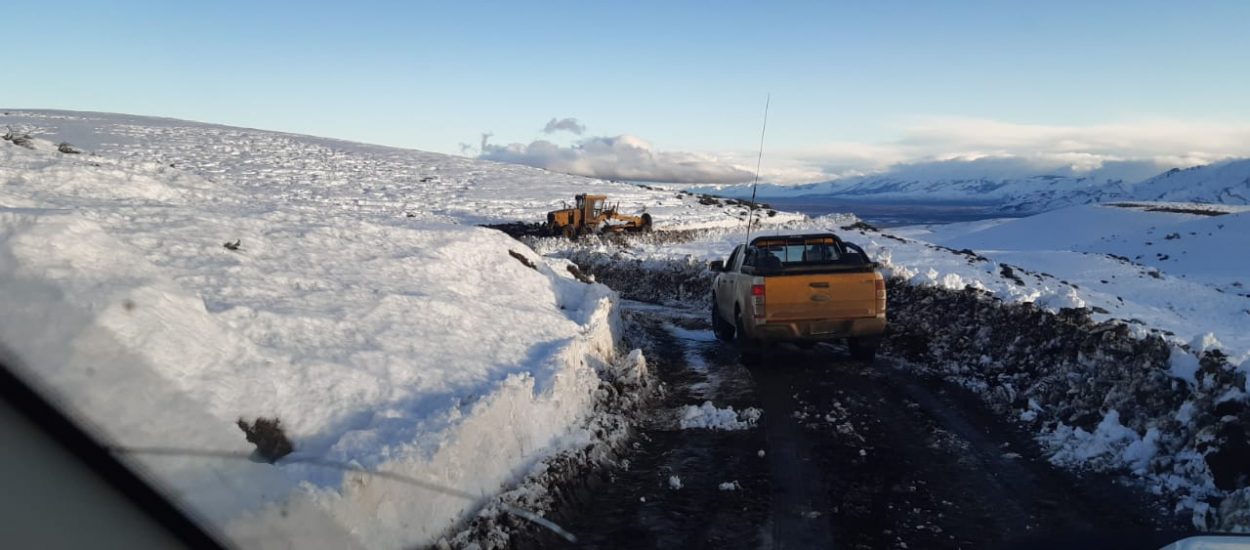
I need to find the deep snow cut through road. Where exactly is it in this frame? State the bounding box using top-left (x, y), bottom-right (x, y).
top-left (523, 301), bottom-right (1184, 549)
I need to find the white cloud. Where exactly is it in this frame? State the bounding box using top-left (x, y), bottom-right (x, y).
top-left (897, 117), bottom-right (1250, 161)
top-left (542, 117), bottom-right (586, 135)
top-left (770, 117), bottom-right (1250, 183)
top-left (479, 134), bottom-right (755, 184)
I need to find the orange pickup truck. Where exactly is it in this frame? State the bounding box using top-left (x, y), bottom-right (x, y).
top-left (709, 233), bottom-right (887, 361)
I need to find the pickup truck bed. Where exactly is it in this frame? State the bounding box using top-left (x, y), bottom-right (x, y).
top-left (754, 270), bottom-right (886, 339)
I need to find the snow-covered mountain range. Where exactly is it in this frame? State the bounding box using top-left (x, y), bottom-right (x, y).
top-left (1132, 159), bottom-right (1250, 204)
top-left (694, 158), bottom-right (1250, 214)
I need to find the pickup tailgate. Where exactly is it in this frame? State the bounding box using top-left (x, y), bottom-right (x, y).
top-left (763, 272), bottom-right (882, 321)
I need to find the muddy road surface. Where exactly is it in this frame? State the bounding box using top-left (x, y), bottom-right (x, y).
top-left (524, 302), bottom-right (1185, 549)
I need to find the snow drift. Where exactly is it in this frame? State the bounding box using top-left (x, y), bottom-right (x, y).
top-left (0, 112), bottom-right (715, 548)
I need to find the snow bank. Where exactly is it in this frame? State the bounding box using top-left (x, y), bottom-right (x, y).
top-left (1046, 410), bottom-right (1160, 474)
top-left (0, 117), bottom-right (634, 547)
top-left (0, 209), bottom-right (313, 532)
top-left (883, 280), bottom-right (1246, 530)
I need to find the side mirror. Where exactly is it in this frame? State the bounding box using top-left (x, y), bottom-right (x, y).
top-left (709, 260), bottom-right (725, 272)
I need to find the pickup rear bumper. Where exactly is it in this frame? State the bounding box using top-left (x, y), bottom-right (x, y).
top-left (743, 314), bottom-right (886, 344)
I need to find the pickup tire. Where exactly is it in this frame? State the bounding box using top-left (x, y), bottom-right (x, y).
top-left (735, 307), bottom-right (764, 365)
top-left (848, 336), bottom-right (880, 362)
top-left (740, 346), bottom-right (763, 365)
top-left (711, 297), bottom-right (733, 342)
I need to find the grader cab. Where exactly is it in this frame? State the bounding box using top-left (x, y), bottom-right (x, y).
top-left (545, 194), bottom-right (652, 238)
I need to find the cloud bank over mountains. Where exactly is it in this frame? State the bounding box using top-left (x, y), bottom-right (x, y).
top-left (476, 117), bottom-right (1250, 185)
top-left (479, 132), bottom-right (755, 184)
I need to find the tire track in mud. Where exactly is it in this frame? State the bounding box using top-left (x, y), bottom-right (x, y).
top-left (752, 362), bottom-right (837, 548)
top-left (698, 341), bottom-right (835, 549)
top-left (522, 303), bottom-right (1183, 549)
top-left (761, 345), bottom-right (1184, 549)
top-left (523, 303), bottom-right (771, 549)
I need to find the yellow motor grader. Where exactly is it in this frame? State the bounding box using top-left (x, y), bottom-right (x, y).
top-left (545, 194), bottom-right (652, 238)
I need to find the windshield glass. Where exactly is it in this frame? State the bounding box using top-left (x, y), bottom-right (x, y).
top-left (4, 3), bottom-right (1247, 549)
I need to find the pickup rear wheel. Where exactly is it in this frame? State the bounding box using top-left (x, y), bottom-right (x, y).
top-left (735, 307), bottom-right (763, 365)
top-left (711, 297), bottom-right (733, 342)
top-left (740, 346), bottom-right (763, 365)
top-left (848, 336), bottom-right (880, 363)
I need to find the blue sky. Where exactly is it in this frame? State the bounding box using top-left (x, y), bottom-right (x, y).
top-left (7, 1), bottom-right (1250, 183)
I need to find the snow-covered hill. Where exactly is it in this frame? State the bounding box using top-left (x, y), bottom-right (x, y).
top-left (1, 110), bottom-right (801, 230)
top-left (1130, 159), bottom-right (1250, 204)
top-left (895, 202), bottom-right (1250, 363)
top-left (0, 110), bottom-right (795, 548)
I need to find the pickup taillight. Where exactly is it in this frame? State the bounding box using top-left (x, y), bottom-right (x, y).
top-left (751, 284), bottom-right (766, 319)
top-left (875, 278), bottom-right (887, 314)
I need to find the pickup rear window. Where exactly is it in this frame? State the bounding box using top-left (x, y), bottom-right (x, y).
top-left (743, 236), bottom-right (871, 273)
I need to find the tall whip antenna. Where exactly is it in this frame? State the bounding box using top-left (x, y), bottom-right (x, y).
top-left (744, 93), bottom-right (771, 244)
